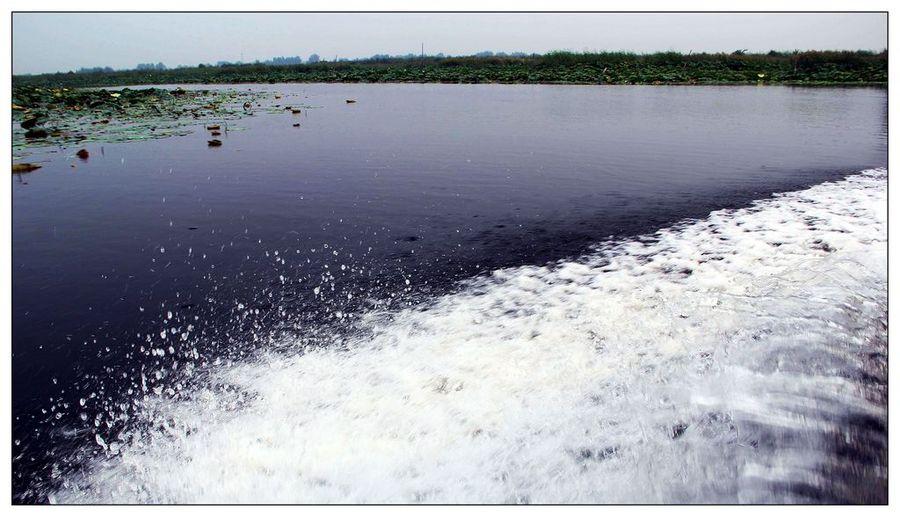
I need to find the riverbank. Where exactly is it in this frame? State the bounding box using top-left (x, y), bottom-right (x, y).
top-left (13, 50), bottom-right (887, 88)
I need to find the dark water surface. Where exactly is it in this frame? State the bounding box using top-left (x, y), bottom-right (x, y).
top-left (12, 84), bottom-right (887, 502)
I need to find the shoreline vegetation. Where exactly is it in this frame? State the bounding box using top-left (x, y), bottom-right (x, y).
top-left (11, 87), bottom-right (273, 157)
top-left (13, 50), bottom-right (887, 88)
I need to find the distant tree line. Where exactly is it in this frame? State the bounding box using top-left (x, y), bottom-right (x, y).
top-left (53, 50), bottom-right (539, 75)
top-left (136, 62), bottom-right (168, 71)
top-left (14, 49), bottom-right (887, 86)
top-left (75, 66), bottom-right (116, 74)
top-left (64, 52), bottom-right (331, 75)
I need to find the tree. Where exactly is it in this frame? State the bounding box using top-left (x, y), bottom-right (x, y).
top-left (307, 54), bottom-right (320, 64)
top-left (136, 62), bottom-right (167, 71)
top-left (76, 66), bottom-right (115, 74)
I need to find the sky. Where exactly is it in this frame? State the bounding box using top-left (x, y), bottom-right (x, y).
top-left (12, 12), bottom-right (888, 75)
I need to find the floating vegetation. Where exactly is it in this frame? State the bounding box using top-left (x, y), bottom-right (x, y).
top-left (12, 163), bottom-right (42, 173)
top-left (25, 128), bottom-right (49, 139)
top-left (11, 86), bottom-right (271, 154)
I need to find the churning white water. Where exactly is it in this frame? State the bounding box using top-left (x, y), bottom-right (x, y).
top-left (53, 169), bottom-right (887, 503)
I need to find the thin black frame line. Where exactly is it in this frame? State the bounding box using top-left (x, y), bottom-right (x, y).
top-left (7, 9), bottom-right (890, 507)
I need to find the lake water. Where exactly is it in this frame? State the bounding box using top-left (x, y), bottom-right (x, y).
top-left (12, 84), bottom-right (887, 503)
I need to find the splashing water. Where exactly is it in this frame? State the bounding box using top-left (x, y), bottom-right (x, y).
top-left (51, 170), bottom-right (886, 503)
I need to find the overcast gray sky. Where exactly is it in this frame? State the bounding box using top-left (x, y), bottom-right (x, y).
top-left (12, 12), bottom-right (887, 75)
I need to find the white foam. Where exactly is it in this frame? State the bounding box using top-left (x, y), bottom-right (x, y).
top-left (54, 170), bottom-right (887, 503)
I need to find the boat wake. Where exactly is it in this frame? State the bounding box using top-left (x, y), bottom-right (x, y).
top-left (51, 169), bottom-right (887, 503)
